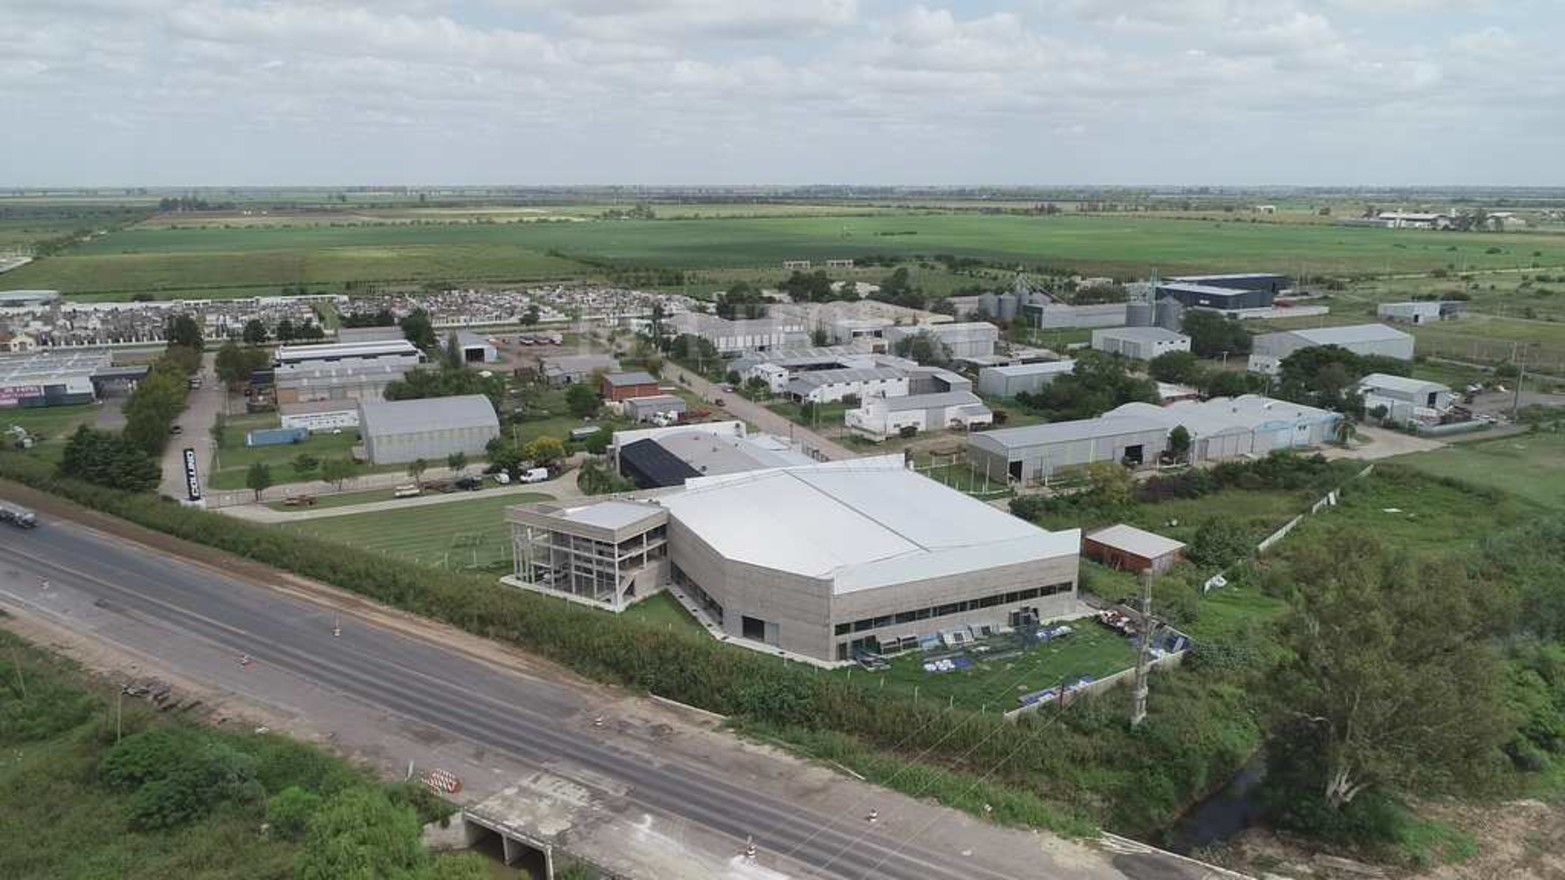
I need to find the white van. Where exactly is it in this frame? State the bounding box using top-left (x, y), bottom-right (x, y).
top-left (519, 468), bottom-right (550, 484)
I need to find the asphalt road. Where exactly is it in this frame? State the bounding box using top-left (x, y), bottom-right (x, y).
top-left (0, 517), bottom-right (1205, 880)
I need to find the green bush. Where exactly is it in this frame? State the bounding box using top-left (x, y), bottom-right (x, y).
top-left (266, 786), bottom-right (322, 840)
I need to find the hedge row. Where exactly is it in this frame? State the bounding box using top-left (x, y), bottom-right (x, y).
top-left (0, 451), bottom-right (1257, 838)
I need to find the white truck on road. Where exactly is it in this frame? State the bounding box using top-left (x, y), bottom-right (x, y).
top-left (0, 501), bottom-right (38, 529)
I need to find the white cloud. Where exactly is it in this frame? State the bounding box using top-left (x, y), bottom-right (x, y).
top-left (0, 0), bottom-right (1557, 185)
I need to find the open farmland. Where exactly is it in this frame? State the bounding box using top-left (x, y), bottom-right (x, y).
top-left (12, 209), bottom-right (1565, 299)
top-left (279, 492), bottom-right (551, 571)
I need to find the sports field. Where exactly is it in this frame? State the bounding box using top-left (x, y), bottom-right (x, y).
top-left (12, 209), bottom-right (1565, 299)
top-left (281, 492), bottom-right (552, 572)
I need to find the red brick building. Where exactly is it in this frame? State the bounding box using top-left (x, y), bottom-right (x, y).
top-left (601, 371), bottom-right (660, 402)
top-left (1082, 524), bottom-right (1185, 574)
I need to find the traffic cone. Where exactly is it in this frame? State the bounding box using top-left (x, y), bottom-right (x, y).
top-left (332, 615), bottom-right (341, 638)
top-left (239, 654), bottom-right (253, 667)
top-left (743, 837), bottom-right (756, 860)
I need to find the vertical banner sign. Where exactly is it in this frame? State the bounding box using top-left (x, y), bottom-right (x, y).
top-left (182, 448), bottom-right (202, 502)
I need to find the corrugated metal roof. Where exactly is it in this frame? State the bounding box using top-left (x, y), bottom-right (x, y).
top-left (872, 391), bottom-right (984, 412)
top-left (1286, 323), bottom-right (1411, 346)
top-left (276, 339), bottom-right (420, 362)
top-left (1094, 327), bottom-right (1188, 343)
top-left (358, 394), bottom-right (498, 435)
top-left (603, 371), bottom-right (658, 387)
top-left (1358, 373), bottom-right (1448, 395)
top-left (984, 360), bottom-right (1075, 377)
top-left (786, 366), bottom-right (906, 390)
top-left (1087, 524), bottom-right (1185, 559)
top-left (657, 457), bottom-right (1079, 593)
top-left (970, 414), bottom-right (1169, 451)
top-left (620, 438), bottom-right (702, 488)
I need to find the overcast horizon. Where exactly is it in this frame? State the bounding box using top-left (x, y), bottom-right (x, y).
top-left (4, 0), bottom-right (1562, 189)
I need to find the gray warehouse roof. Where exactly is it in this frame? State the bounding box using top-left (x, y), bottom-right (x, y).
top-left (1094, 327), bottom-right (1188, 343)
top-left (1358, 373), bottom-right (1448, 395)
top-left (603, 371), bottom-right (659, 387)
top-left (1281, 324), bottom-right (1411, 346)
top-left (984, 360), bottom-right (1075, 378)
top-left (656, 457), bottom-right (1080, 593)
top-left (359, 394), bottom-right (498, 434)
top-left (970, 413), bottom-right (1169, 451)
top-left (873, 390), bottom-right (984, 412)
top-left (1087, 524), bottom-right (1186, 560)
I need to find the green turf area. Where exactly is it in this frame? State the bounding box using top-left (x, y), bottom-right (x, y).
top-left (841, 624), bottom-right (1138, 713)
top-left (1293, 466), bottom-right (1525, 558)
top-left (1389, 432), bottom-right (1565, 514)
top-left (767, 400), bottom-right (850, 429)
top-left (16, 210), bottom-right (1565, 299)
top-left (280, 492), bottom-right (551, 572)
top-left (0, 404), bottom-right (98, 454)
top-left (209, 414), bottom-right (371, 490)
top-left (620, 591), bottom-right (704, 635)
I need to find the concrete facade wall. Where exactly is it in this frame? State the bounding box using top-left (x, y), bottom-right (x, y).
top-left (666, 509), bottom-right (1080, 662)
top-left (977, 366), bottom-right (1070, 398)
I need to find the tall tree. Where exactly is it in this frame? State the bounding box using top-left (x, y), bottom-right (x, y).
top-left (245, 462), bottom-right (273, 501)
top-left (165, 313), bottom-right (204, 351)
top-left (400, 308), bottom-right (438, 351)
top-left (445, 451), bottom-right (467, 476)
top-left (406, 458), bottom-right (428, 485)
top-left (566, 382), bottom-right (601, 419)
top-left (57, 426), bottom-right (161, 492)
top-left (1266, 530), bottom-right (1515, 811)
top-left (241, 319), bottom-right (269, 345)
top-left (1180, 309), bottom-right (1252, 359)
top-left (443, 331), bottom-right (464, 370)
top-left (319, 458), bottom-right (356, 492)
top-left (292, 453), bottom-right (320, 480)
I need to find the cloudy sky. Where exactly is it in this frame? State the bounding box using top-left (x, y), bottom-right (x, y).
top-left (2, 0), bottom-right (1560, 186)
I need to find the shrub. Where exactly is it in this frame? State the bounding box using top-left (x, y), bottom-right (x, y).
top-left (266, 786), bottom-right (322, 840)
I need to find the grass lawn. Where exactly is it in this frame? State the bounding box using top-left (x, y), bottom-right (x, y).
top-left (841, 624), bottom-right (1138, 713)
top-left (0, 404), bottom-right (99, 461)
top-left (210, 417), bottom-right (367, 490)
top-left (1389, 431), bottom-right (1565, 514)
top-left (280, 492), bottom-right (551, 572)
top-left (621, 591), bottom-right (704, 636)
top-left (768, 400), bottom-right (850, 429)
top-left (1293, 467), bottom-right (1524, 559)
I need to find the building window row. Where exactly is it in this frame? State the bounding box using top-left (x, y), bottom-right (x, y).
top-left (833, 581), bottom-right (1074, 637)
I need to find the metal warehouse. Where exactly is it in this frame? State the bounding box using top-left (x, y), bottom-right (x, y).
top-left (966, 394), bottom-right (1340, 483)
top-left (883, 322), bottom-right (999, 359)
top-left (967, 413), bottom-right (1170, 483)
top-left (357, 394), bottom-right (500, 465)
top-left (275, 339), bottom-right (424, 368)
top-left (504, 456), bottom-right (1083, 664)
top-left (1091, 327), bottom-right (1191, 361)
top-left (1249, 323), bottom-right (1414, 374)
top-left (976, 360), bottom-right (1075, 398)
top-left (0, 349), bottom-right (113, 408)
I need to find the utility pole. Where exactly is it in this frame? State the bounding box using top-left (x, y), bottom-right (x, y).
top-left (1512, 343), bottom-right (1528, 420)
top-left (1130, 569), bottom-right (1155, 729)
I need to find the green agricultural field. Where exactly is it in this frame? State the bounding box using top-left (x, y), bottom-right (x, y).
top-left (840, 624), bottom-right (1138, 714)
top-left (281, 492), bottom-right (551, 572)
top-left (1390, 432), bottom-right (1565, 514)
top-left (16, 210), bottom-right (1565, 299)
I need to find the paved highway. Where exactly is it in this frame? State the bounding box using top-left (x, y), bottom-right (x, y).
top-left (0, 516), bottom-right (1192, 880)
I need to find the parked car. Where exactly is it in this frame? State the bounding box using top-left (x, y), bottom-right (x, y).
top-left (519, 467), bottom-right (550, 484)
top-left (454, 475), bottom-right (483, 491)
top-left (393, 484), bottom-right (421, 498)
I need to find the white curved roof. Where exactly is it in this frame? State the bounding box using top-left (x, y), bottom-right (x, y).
top-left (658, 456), bottom-right (1079, 594)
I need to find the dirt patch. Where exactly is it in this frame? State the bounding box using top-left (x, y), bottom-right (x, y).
top-left (1210, 798), bottom-right (1565, 880)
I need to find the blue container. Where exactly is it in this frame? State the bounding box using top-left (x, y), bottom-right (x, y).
top-left (245, 427), bottom-right (310, 447)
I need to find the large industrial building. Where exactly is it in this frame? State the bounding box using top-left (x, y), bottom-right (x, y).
top-left (977, 360), bottom-right (1076, 398)
top-left (785, 366), bottom-right (908, 404)
top-left (668, 312), bottom-right (809, 354)
top-left (967, 395), bottom-right (1340, 483)
top-left (1249, 323), bottom-right (1414, 374)
top-left (1376, 301), bottom-right (1465, 325)
top-left (883, 322), bottom-right (999, 360)
top-left (503, 456), bottom-right (1083, 663)
top-left (357, 394), bottom-right (500, 465)
top-left (611, 421), bottom-right (815, 488)
top-left (1091, 327), bottom-right (1191, 361)
top-left (539, 353), bottom-right (618, 386)
top-left (1358, 373), bottom-right (1454, 425)
top-left (845, 391), bottom-right (993, 439)
top-left (0, 349), bottom-right (113, 408)
top-left (275, 339), bottom-right (424, 369)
